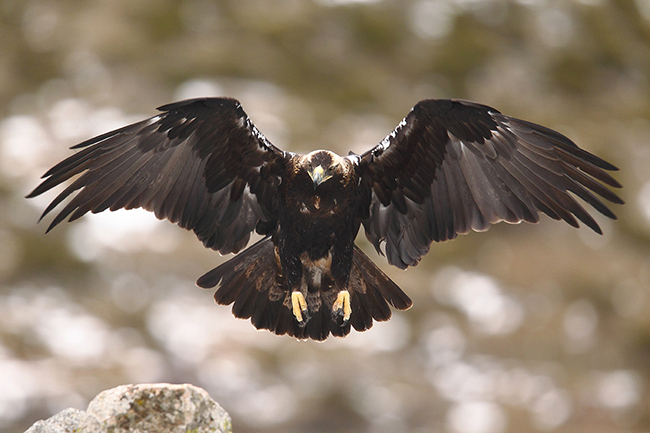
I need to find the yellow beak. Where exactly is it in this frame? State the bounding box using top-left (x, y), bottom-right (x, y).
top-left (308, 165), bottom-right (329, 189)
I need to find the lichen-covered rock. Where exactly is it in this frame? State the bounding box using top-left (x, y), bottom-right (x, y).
top-left (24, 408), bottom-right (87, 433)
top-left (24, 383), bottom-right (232, 433)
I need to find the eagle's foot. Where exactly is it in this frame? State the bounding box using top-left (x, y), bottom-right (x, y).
top-left (332, 290), bottom-right (351, 325)
top-left (291, 291), bottom-right (309, 326)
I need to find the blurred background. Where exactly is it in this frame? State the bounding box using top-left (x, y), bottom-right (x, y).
top-left (0, 0), bottom-right (649, 432)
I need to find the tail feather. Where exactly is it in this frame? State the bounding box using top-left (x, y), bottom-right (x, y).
top-left (212, 273), bottom-right (246, 305)
top-left (197, 238), bottom-right (413, 341)
top-left (250, 290), bottom-right (278, 330)
top-left (231, 280), bottom-right (257, 319)
top-left (347, 245), bottom-right (413, 331)
top-left (351, 246), bottom-right (413, 311)
top-left (349, 289), bottom-right (373, 332)
top-left (305, 307), bottom-right (326, 340)
top-left (272, 300), bottom-right (293, 336)
top-left (365, 283), bottom-right (392, 322)
top-left (330, 310), bottom-right (352, 337)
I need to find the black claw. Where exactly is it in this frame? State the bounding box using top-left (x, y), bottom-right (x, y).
top-left (297, 309), bottom-right (311, 327)
top-left (331, 308), bottom-right (349, 327)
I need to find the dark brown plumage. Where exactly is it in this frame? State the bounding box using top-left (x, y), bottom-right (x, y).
top-left (28, 97), bottom-right (623, 340)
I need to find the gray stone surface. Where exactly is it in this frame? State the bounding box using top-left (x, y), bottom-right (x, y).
top-left (24, 408), bottom-right (86, 433)
top-left (25, 383), bottom-right (232, 433)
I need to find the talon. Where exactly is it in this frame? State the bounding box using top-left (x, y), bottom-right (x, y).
top-left (291, 291), bottom-right (308, 324)
top-left (332, 290), bottom-right (351, 323)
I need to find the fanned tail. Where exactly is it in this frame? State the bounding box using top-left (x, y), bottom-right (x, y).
top-left (197, 239), bottom-right (412, 341)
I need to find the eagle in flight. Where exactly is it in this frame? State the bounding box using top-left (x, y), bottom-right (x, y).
top-left (28, 97), bottom-right (623, 340)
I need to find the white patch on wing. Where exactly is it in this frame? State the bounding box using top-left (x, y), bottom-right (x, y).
top-left (237, 111), bottom-right (275, 152)
top-left (377, 116), bottom-right (410, 154)
top-left (345, 154), bottom-right (361, 165)
top-left (250, 122), bottom-right (273, 151)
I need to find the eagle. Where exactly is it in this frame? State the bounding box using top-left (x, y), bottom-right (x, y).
top-left (28, 97), bottom-right (623, 341)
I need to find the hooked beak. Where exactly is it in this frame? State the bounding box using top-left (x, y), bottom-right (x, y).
top-left (308, 165), bottom-right (327, 189)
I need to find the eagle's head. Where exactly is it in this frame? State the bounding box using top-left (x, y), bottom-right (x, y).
top-left (301, 150), bottom-right (352, 189)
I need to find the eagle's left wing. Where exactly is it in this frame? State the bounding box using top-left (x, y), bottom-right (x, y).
top-left (28, 97), bottom-right (288, 255)
top-left (357, 99), bottom-right (623, 269)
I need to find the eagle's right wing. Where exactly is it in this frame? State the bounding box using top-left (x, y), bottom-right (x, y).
top-left (28, 97), bottom-right (288, 255)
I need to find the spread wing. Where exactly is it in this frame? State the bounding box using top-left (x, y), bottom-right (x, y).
top-left (28, 97), bottom-right (288, 255)
top-left (357, 99), bottom-right (624, 269)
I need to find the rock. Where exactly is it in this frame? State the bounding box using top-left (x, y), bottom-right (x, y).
top-left (25, 383), bottom-right (232, 433)
top-left (24, 408), bottom-right (86, 433)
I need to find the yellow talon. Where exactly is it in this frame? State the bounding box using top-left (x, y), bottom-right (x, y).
top-left (291, 291), bottom-right (308, 323)
top-left (333, 290), bottom-right (351, 322)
